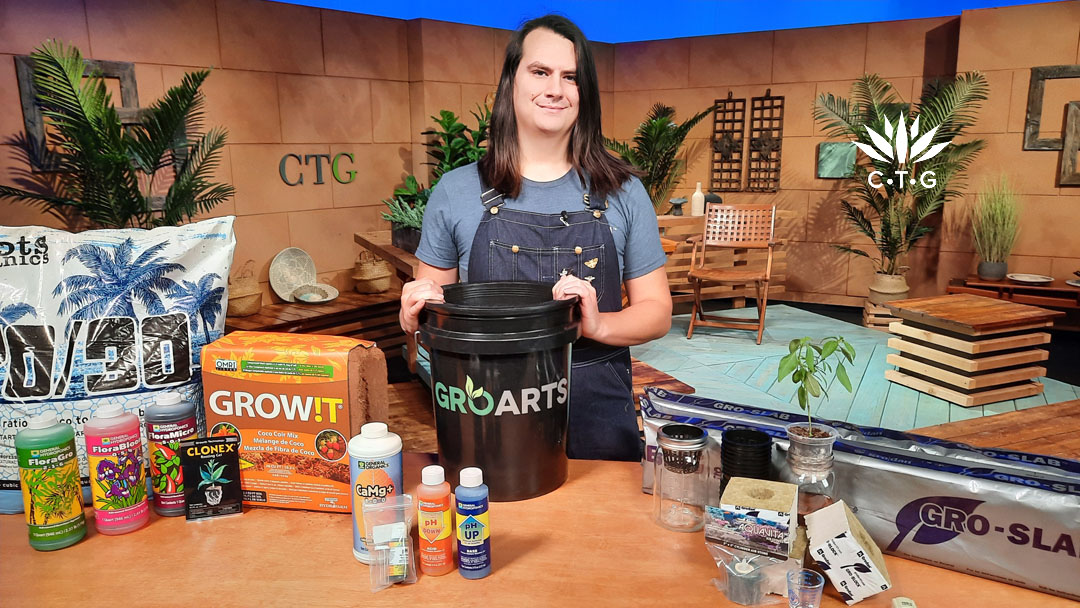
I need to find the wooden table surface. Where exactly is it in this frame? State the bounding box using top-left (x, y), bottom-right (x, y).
top-left (886, 293), bottom-right (1064, 335)
top-left (3, 397), bottom-right (1076, 607)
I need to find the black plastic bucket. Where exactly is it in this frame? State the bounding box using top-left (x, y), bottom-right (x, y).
top-left (418, 281), bottom-right (581, 501)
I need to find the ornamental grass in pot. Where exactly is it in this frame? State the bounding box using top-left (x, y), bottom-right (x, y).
top-left (971, 177), bottom-right (1020, 281)
top-left (776, 336), bottom-right (856, 517)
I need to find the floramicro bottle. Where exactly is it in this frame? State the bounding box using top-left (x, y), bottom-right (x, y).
top-left (348, 422), bottom-right (402, 563)
top-left (84, 403), bottom-right (149, 534)
top-left (15, 412), bottom-right (86, 550)
top-left (417, 464), bottom-right (454, 575)
top-left (145, 392), bottom-right (198, 516)
top-left (455, 467), bottom-right (491, 579)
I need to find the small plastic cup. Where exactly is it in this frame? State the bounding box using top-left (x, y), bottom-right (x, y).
top-left (787, 569), bottom-right (825, 608)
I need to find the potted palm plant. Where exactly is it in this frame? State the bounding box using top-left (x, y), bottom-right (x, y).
top-left (605, 103), bottom-right (715, 212)
top-left (971, 177), bottom-right (1020, 280)
top-left (814, 74), bottom-right (988, 303)
top-left (0, 41), bottom-right (234, 228)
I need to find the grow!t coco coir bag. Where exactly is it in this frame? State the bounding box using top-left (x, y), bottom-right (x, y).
top-left (201, 331), bottom-right (387, 512)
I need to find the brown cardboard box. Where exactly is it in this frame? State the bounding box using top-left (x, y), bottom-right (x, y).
top-left (202, 331), bottom-right (387, 512)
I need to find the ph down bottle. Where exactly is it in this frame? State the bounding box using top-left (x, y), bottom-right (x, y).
top-left (417, 464), bottom-right (454, 575)
top-left (455, 466), bottom-right (491, 579)
top-left (15, 412), bottom-right (86, 550)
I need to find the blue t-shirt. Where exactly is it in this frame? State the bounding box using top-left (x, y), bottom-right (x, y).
top-left (415, 163), bottom-right (667, 282)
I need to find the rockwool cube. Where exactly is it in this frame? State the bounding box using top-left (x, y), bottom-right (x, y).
top-left (202, 331), bottom-right (387, 512)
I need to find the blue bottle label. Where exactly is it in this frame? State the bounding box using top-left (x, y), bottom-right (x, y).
top-left (456, 497), bottom-right (490, 571)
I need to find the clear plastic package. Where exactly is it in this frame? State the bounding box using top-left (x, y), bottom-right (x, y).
top-left (362, 495), bottom-right (418, 591)
top-left (706, 543), bottom-right (786, 606)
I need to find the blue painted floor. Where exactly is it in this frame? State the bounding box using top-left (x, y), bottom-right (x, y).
top-left (631, 305), bottom-right (1080, 431)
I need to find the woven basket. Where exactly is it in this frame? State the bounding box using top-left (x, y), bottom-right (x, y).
top-left (227, 260), bottom-right (262, 317)
top-left (353, 251), bottom-right (392, 294)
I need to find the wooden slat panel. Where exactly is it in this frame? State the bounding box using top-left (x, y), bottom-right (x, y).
top-left (887, 338), bottom-right (1049, 372)
top-left (886, 353), bottom-right (1045, 390)
top-left (886, 370), bottom-right (1043, 407)
top-left (888, 322), bottom-right (1051, 354)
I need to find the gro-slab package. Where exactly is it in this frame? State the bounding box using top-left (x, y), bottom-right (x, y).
top-left (0, 217), bottom-right (235, 512)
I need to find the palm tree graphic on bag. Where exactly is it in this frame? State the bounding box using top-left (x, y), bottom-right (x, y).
top-left (53, 238), bottom-right (186, 319)
top-left (169, 273), bottom-right (225, 343)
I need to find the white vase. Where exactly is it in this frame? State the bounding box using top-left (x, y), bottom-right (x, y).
top-left (691, 183), bottom-right (705, 216)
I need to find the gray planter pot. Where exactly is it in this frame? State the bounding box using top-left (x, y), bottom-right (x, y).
top-left (977, 261), bottom-right (1007, 281)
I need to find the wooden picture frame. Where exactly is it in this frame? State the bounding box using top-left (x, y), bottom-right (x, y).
top-left (1022, 64), bottom-right (1080, 152)
top-left (14, 55), bottom-right (140, 172)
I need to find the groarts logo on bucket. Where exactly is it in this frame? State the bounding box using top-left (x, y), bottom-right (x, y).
top-left (886, 496), bottom-right (1078, 558)
top-left (434, 374), bottom-right (568, 416)
top-left (855, 114), bottom-right (949, 190)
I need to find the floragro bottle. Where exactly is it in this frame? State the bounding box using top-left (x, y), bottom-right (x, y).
top-left (15, 413), bottom-right (86, 550)
top-left (84, 403), bottom-right (149, 535)
top-left (146, 392), bottom-right (198, 516)
top-left (455, 467), bottom-right (491, 579)
top-left (417, 464), bottom-right (454, 576)
top-left (348, 422), bottom-right (403, 563)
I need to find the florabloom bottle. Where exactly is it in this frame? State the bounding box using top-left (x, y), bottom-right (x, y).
top-left (84, 403), bottom-right (149, 535)
top-left (455, 467), bottom-right (491, 579)
top-left (15, 412), bottom-right (86, 550)
top-left (417, 464), bottom-right (454, 575)
top-left (145, 392), bottom-right (198, 516)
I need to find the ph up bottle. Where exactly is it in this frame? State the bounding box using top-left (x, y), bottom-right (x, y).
top-left (84, 403), bottom-right (149, 535)
top-left (455, 466), bottom-right (491, 579)
top-left (15, 412), bottom-right (86, 550)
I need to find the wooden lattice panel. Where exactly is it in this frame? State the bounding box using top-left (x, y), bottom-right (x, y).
top-left (747, 90), bottom-right (784, 192)
top-left (703, 203), bottom-right (775, 248)
top-left (710, 93), bottom-right (746, 192)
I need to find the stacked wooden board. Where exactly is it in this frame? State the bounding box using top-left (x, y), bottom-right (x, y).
top-left (862, 301), bottom-right (900, 332)
top-left (883, 294), bottom-right (1063, 407)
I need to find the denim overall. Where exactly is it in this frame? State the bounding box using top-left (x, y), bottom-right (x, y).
top-left (466, 181), bottom-right (641, 461)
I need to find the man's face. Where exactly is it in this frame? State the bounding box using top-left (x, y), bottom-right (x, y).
top-left (513, 28), bottom-right (580, 139)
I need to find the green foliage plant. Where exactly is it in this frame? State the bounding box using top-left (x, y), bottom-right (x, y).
top-left (0, 40), bottom-right (234, 229)
top-left (382, 105), bottom-right (491, 229)
top-left (605, 103), bottom-right (715, 211)
top-left (777, 336), bottom-right (856, 432)
top-left (813, 73), bottom-right (988, 275)
top-left (199, 458), bottom-right (230, 488)
top-left (971, 177), bottom-right (1020, 264)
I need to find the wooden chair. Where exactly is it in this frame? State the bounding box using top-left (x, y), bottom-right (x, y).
top-left (686, 203), bottom-right (776, 344)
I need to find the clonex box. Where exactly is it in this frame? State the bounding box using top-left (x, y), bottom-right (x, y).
top-left (202, 331), bottom-right (387, 513)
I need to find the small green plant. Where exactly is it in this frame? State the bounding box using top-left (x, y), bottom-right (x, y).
top-left (777, 336), bottom-right (856, 431)
top-left (605, 103), bottom-right (715, 211)
top-left (381, 176), bottom-right (429, 230)
top-left (199, 458), bottom-right (230, 488)
top-left (971, 177), bottom-right (1020, 264)
top-left (382, 105), bottom-right (490, 228)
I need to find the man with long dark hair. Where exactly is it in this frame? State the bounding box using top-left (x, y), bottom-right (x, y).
top-left (400, 15), bottom-right (672, 461)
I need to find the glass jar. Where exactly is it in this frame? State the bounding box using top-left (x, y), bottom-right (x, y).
top-left (779, 422), bottom-right (838, 520)
top-left (653, 423), bottom-right (709, 532)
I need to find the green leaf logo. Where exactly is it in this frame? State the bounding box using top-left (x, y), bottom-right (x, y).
top-left (465, 375), bottom-right (484, 400)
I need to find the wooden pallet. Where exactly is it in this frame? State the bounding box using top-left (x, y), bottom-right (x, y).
top-left (884, 294), bottom-right (1062, 407)
top-left (863, 301), bottom-right (899, 332)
